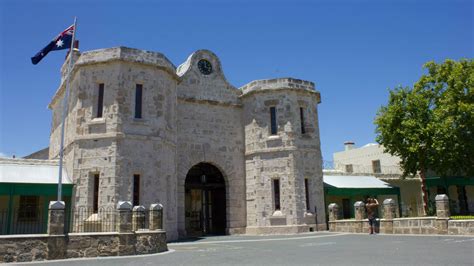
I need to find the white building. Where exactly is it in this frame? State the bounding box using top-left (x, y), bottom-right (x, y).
top-left (331, 141), bottom-right (424, 217)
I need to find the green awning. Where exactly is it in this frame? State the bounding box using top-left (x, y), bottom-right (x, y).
top-left (324, 175), bottom-right (400, 197)
top-left (425, 176), bottom-right (474, 187)
top-left (0, 183), bottom-right (73, 196)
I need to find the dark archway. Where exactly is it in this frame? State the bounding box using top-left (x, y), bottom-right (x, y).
top-left (185, 163), bottom-right (226, 236)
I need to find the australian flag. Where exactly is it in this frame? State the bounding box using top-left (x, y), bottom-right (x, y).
top-left (31, 24), bottom-right (75, 65)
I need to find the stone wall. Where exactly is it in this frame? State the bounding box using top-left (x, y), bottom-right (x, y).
top-left (328, 195), bottom-right (474, 235)
top-left (175, 50), bottom-right (246, 236)
top-left (48, 48), bottom-right (180, 240)
top-left (0, 231), bottom-right (167, 263)
top-left (0, 201), bottom-right (167, 263)
top-left (241, 78), bottom-right (326, 233)
top-left (47, 46), bottom-right (327, 238)
top-left (448, 220), bottom-right (474, 235)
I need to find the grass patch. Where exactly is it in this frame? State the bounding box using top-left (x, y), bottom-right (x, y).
top-left (450, 215), bottom-right (474, 220)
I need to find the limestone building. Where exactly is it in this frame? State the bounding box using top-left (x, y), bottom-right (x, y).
top-left (47, 47), bottom-right (326, 240)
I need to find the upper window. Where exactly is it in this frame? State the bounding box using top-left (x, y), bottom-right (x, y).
top-left (300, 107), bottom-right (306, 134)
top-left (372, 160), bottom-right (381, 174)
top-left (135, 84), bottom-right (143, 119)
top-left (345, 164), bottom-right (353, 173)
top-left (270, 107), bottom-right (277, 135)
top-left (96, 83), bottom-right (104, 118)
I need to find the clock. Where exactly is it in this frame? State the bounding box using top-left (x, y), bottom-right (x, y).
top-left (198, 59), bottom-right (213, 75)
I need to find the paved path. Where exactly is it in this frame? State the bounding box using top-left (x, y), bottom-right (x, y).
top-left (15, 232), bottom-right (474, 265)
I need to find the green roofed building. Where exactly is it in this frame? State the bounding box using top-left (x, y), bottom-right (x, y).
top-left (0, 158), bottom-right (73, 234)
top-left (426, 176), bottom-right (474, 215)
top-left (323, 174), bottom-right (401, 219)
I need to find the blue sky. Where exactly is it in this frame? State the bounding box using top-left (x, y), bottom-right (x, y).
top-left (0, 0), bottom-right (472, 162)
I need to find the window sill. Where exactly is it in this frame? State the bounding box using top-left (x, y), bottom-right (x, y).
top-left (132, 118), bottom-right (147, 124)
top-left (267, 135), bottom-right (281, 140)
top-left (89, 118), bottom-right (106, 125)
top-left (271, 210), bottom-right (284, 217)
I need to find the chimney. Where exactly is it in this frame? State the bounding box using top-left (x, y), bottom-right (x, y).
top-left (344, 141), bottom-right (355, 151)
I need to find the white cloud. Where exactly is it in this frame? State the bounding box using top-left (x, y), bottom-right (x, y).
top-left (0, 152), bottom-right (9, 158)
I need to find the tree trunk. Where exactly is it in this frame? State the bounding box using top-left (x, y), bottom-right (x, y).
top-left (420, 168), bottom-right (429, 215)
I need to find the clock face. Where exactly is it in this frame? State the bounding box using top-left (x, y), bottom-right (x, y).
top-left (198, 59), bottom-right (213, 75)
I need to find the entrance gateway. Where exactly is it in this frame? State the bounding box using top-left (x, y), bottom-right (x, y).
top-left (184, 163), bottom-right (226, 236)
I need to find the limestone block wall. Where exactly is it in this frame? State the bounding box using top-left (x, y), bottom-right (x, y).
top-left (48, 48), bottom-right (179, 240)
top-left (328, 195), bottom-right (474, 235)
top-left (176, 50), bottom-right (246, 236)
top-left (71, 139), bottom-right (118, 210)
top-left (176, 50), bottom-right (241, 105)
top-left (0, 231), bottom-right (167, 263)
top-left (241, 78), bottom-right (325, 231)
top-left (116, 138), bottom-right (177, 239)
top-left (448, 220), bottom-right (474, 235)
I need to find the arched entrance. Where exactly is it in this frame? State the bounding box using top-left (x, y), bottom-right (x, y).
top-left (185, 163), bottom-right (226, 236)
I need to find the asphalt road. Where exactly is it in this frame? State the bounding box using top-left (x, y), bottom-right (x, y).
top-left (14, 232), bottom-right (474, 266)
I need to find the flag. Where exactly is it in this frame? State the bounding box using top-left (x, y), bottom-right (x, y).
top-left (31, 24), bottom-right (75, 65)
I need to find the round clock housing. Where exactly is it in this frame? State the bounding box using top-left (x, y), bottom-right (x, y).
top-left (198, 59), bottom-right (213, 75)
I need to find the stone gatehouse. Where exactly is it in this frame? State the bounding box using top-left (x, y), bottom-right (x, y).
top-left (47, 46), bottom-right (326, 240)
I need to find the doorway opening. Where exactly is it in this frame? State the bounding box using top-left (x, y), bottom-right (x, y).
top-left (185, 163), bottom-right (226, 236)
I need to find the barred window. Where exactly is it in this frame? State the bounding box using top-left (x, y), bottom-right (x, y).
top-left (372, 160), bottom-right (381, 174)
top-left (18, 196), bottom-right (39, 222)
top-left (345, 164), bottom-right (353, 173)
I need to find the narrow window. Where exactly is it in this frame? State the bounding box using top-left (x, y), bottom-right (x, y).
top-left (345, 164), bottom-right (353, 173)
top-left (97, 83), bottom-right (104, 118)
top-left (133, 174), bottom-right (140, 206)
top-left (305, 179), bottom-right (310, 211)
top-left (300, 107), bottom-right (306, 134)
top-left (270, 107), bottom-right (277, 135)
top-left (93, 173), bottom-right (99, 213)
top-left (135, 84), bottom-right (143, 119)
top-left (372, 160), bottom-right (381, 174)
top-left (18, 196), bottom-right (39, 222)
top-left (273, 179), bottom-right (281, 210)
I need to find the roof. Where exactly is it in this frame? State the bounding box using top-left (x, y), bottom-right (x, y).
top-left (23, 147), bottom-right (49, 160)
top-left (323, 175), bottom-right (394, 189)
top-left (0, 158), bottom-right (72, 184)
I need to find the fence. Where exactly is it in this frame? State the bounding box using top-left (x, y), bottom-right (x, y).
top-left (1, 203), bottom-right (163, 235)
top-left (0, 209), bottom-right (47, 235)
top-left (0, 201), bottom-right (167, 263)
top-left (65, 207), bottom-right (116, 233)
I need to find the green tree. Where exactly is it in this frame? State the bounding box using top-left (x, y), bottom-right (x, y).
top-left (375, 59), bottom-right (474, 213)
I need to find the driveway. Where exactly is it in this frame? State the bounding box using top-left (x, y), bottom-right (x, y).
top-left (14, 232), bottom-right (474, 265)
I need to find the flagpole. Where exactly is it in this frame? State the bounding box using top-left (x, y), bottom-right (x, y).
top-left (57, 17), bottom-right (77, 202)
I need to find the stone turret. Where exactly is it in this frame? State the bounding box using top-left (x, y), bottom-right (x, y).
top-left (241, 78), bottom-right (326, 233)
top-left (48, 47), bottom-right (179, 240)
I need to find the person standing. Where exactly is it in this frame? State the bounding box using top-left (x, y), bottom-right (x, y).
top-left (366, 197), bottom-right (379, 234)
